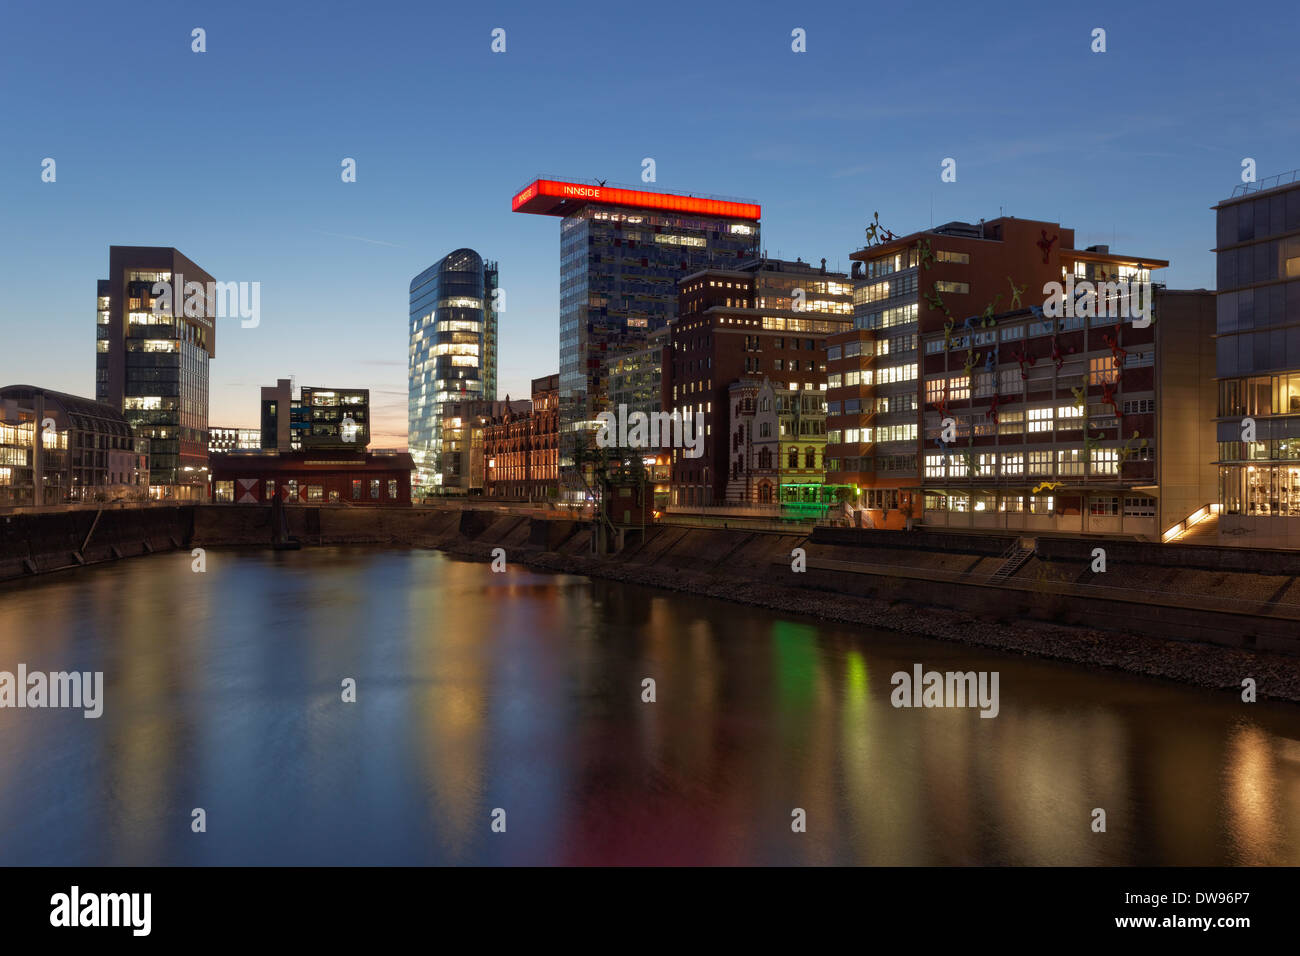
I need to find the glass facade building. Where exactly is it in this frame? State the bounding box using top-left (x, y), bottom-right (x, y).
top-left (408, 250), bottom-right (498, 490)
top-left (1214, 172), bottom-right (1300, 543)
top-left (0, 385), bottom-right (149, 505)
top-left (208, 426), bottom-right (261, 455)
top-left (514, 179), bottom-right (760, 496)
top-left (96, 247), bottom-right (214, 491)
top-left (607, 326), bottom-right (666, 417)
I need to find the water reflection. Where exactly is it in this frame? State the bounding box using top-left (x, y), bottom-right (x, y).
top-left (0, 548), bottom-right (1297, 865)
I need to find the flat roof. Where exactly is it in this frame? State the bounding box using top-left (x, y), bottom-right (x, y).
top-left (511, 178), bottom-right (760, 221)
top-left (1215, 168), bottom-right (1300, 208)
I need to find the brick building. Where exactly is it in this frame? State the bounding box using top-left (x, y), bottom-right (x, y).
top-left (830, 216), bottom-right (1168, 529)
top-left (483, 374), bottom-right (559, 500)
top-left (917, 287), bottom-right (1215, 538)
top-left (210, 450), bottom-right (414, 506)
top-left (663, 257), bottom-right (852, 507)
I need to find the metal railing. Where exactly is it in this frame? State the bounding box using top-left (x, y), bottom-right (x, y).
top-left (1231, 168), bottom-right (1300, 197)
top-left (1161, 503), bottom-right (1220, 542)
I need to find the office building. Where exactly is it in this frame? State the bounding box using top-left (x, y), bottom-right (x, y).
top-left (96, 246), bottom-right (214, 491)
top-left (832, 217), bottom-right (1167, 529)
top-left (512, 177), bottom-right (760, 495)
top-left (608, 326), bottom-right (667, 417)
top-left (438, 396), bottom-right (530, 494)
top-left (261, 379), bottom-right (368, 452)
top-left (0, 385), bottom-right (149, 506)
top-left (663, 257), bottom-right (852, 506)
top-left (1213, 170), bottom-right (1300, 547)
top-left (409, 250), bottom-right (498, 490)
top-left (209, 426), bottom-right (261, 455)
top-left (916, 288), bottom-right (1215, 538)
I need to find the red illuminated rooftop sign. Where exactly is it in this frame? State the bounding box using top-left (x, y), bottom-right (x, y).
top-left (511, 179), bottom-right (760, 221)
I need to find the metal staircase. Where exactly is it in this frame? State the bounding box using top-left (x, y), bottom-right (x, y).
top-left (989, 538), bottom-right (1035, 580)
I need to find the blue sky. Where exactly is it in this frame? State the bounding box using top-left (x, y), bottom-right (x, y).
top-left (2, 0), bottom-right (1297, 446)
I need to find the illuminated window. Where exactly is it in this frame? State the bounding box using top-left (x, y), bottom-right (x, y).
top-left (1090, 356), bottom-right (1119, 385)
top-left (1090, 448), bottom-right (1119, 475)
top-left (1057, 449), bottom-right (1084, 475)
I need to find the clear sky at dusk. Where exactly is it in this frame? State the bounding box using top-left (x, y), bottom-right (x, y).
top-left (2, 0), bottom-right (1297, 447)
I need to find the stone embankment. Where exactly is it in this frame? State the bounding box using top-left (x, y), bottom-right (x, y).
top-left (432, 518), bottom-right (1300, 703)
top-left (0, 506), bottom-right (195, 581)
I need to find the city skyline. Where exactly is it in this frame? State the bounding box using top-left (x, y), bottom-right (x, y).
top-left (3, 0), bottom-right (1300, 893)
top-left (3, 0), bottom-right (1298, 448)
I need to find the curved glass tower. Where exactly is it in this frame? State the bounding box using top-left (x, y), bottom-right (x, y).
top-left (408, 249), bottom-right (498, 490)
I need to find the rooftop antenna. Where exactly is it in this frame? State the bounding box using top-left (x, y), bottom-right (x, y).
top-left (930, 193), bottom-right (934, 228)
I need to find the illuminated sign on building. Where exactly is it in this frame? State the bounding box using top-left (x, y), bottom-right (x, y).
top-left (511, 179), bottom-right (761, 221)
